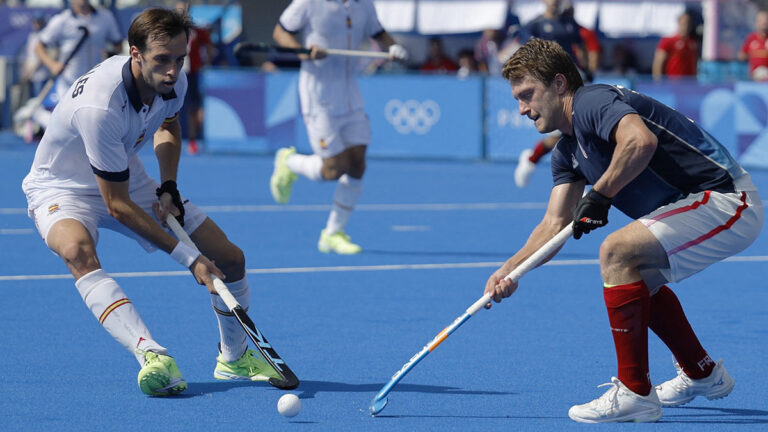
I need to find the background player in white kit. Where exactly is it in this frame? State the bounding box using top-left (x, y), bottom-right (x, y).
top-left (31, 0), bottom-right (123, 128)
top-left (271, 0), bottom-right (408, 254)
top-left (22, 8), bottom-right (284, 396)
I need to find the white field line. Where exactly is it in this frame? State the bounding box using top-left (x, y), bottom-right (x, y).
top-left (2, 256), bottom-right (768, 282)
top-left (4, 201), bottom-right (768, 215)
top-left (0, 228), bottom-right (34, 234)
top-left (0, 202), bottom-right (547, 216)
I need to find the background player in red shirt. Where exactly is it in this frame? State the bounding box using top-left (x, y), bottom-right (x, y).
top-left (738, 10), bottom-right (768, 81)
top-left (176, 1), bottom-right (216, 154)
top-left (652, 10), bottom-right (699, 80)
top-left (420, 38), bottom-right (458, 74)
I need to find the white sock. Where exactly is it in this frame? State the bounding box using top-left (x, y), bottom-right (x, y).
top-left (286, 153), bottom-right (324, 181)
top-left (75, 269), bottom-right (166, 365)
top-left (326, 174), bottom-right (363, 234)
top-left (211, 277), bottom-right (250, 362)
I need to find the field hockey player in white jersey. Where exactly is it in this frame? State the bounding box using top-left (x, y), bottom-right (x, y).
top-left (35, 0), bottom-right (123, 107)
top-left (270, 0), bottom-right (408, 254)
top-left (22, 8), bottom-right (286, 396)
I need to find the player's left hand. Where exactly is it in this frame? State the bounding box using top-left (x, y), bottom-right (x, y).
top-left (388, 44), bottom-right (408, 61)
top-left (572, 188), bottom-right (611, 239)
top-left (155, 180), bottom-right (186, 226)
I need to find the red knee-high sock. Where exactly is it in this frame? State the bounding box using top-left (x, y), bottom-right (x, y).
top-left (529, 141), bottom-right (549, 163)
top-left (649, 285), bottom-right (714, 379)
top-left (604, 281), bottom-right (651, 395)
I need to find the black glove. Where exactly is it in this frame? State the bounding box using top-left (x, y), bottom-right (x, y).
top-left (156, 180), bottom-right (186, 226)
top-left (572, 189), bottom-right (611, 239)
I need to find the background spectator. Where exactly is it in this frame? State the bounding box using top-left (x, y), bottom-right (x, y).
top-left (474, 29), bottom-right (505, 75)
top-left (608, 42), bottom-right (638, 77)
top-left (652, 10), bottom-right (699, 80)
top-left (738, 9), bottom-right (768, 81)
top-left (456, 48), bottom-right (478, 78)
top-left (420, 37), bottom-right (458, 74)
top-left (176, 1), bottom-right (216, 155)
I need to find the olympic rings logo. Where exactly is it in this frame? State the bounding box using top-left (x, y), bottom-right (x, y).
top-left (384, 99), bottom-right (441, 135)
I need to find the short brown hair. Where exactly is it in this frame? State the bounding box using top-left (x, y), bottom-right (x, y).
top-left (128, 8), bottom-right (192, 52)
top-left (502, 38), bottom-right (583, 92)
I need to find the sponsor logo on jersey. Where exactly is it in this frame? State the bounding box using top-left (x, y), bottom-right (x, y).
top-left (320, 139), bottom-right (327, 149)
top-left (48, 204), bottom-right (60, 215)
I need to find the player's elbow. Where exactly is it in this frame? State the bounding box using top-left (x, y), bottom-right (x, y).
top-left (104, 199), bottom-right (131, 222)
top-left (635, 132), bottom-right (658, 158)
top-left (273, 24), bottom-right (286, 44)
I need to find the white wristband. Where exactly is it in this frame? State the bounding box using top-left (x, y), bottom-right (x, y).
top-left (170, 241), bottom-right (200, 268)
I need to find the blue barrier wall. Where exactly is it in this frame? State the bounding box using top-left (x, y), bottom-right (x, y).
top-left (203, 68), bottom-right (768, 168)
top-left (204, 70), bottom-right (483, 159)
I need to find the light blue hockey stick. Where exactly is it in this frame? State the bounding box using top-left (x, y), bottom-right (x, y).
top-left (369, 223), bottom-right (574, 416)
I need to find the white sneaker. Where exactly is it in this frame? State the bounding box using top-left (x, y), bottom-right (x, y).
top-left (514, 149), bottom-right (536, 188)
top-left (568, 377), bottom-right (662, 423)
top-left (655, 359), bottom-right (734, 407)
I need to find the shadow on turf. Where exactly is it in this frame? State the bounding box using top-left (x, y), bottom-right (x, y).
top-left (174, 380), bottom-right (513, 401)
top-left (363, 249), bottom-right (593, 260)
top-left (295, 380), bottom-right (515, 400)
top-left (660, 406), bottom-right (768, 424)
top-left (182, 381), bottom-right (274, 396)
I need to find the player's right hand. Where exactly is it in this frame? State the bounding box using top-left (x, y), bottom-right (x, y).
top-left (483, 266), bottom-right (519, 309)
top-left (309, 45), bottom-right (327, 60)
top-left (190, 255), bottom-right (226, 294)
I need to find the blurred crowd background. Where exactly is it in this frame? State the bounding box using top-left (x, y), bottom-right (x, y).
top-left (1, 0), bottom-right (767, 164)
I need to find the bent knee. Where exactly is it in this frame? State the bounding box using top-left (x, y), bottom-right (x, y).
top-left (217, 245), bottom-right (245, 279)
top-left (348, 159), bottom-right (366, 179)
top-left (599, 235), bottom-right (627, 266)
top-left (57, 241), bottom-right (99, 270)
top-left (321, 166), bottom-right (345, 180)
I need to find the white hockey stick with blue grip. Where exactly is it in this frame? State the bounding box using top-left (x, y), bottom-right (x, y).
top-left (369, 222), bottom-right (573, 415)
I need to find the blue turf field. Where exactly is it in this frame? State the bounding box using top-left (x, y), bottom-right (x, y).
top-left (1, 140), bottom-right (767, 431)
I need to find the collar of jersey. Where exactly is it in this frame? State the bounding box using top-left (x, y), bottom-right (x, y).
top-left (69, 5), bottom-right (97, 17)
top-left (122, 58), bottom-right (177, 113)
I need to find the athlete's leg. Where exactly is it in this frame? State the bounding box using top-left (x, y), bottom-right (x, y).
top-left (569, 221), bottom-right (666, 422)
top-left (45, 218), bottom-right (167, 364)
top-left (189, 218), bottom-right (250, 362)
top-left (323, 145), bottom-right (365, 235)
top-left (597, 221), bottom-right (669, 396)
top-left (190, 217), bottom-right (283, 380)
top-left (515, 133), bottom-right (559, 188)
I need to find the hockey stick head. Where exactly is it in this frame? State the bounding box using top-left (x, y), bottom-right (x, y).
top-left (268, 374), bottom-right (300, 390)
top-left (369, 395), bottom-right (389, 416)
top-left (231, 306), bottom-right (300, 390)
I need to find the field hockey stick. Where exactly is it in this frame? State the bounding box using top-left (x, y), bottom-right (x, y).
top-left (14, 26), bottom-right (90, 124)
top-left (234, 41), bottom-right (391, 59)
top-left (166, 215), bottom-right (300, 390)
top-left (369, 222), bottom-right (574, 416)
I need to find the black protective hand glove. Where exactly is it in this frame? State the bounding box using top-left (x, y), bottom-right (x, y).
top-left (156, 180), bottom-right (186, 226)
top-left (572, 189), bottom-right (611, 239)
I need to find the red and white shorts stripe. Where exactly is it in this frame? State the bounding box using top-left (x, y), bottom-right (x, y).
top-left (639, 188), bottom-right (763, 284)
